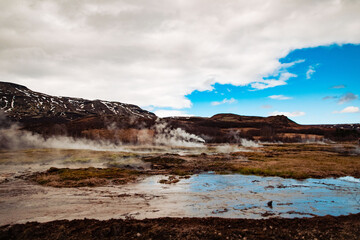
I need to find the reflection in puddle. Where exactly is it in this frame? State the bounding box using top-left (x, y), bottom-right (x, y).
top-left (0, 172), bottom-right (359, 225)
top-left (139, 173), bottom-right (360, 219)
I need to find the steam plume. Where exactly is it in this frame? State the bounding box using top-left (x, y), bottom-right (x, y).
top-left (0, 111), bottom-right (206, 150)
top-left (154, 120), bottom-right (205, 147)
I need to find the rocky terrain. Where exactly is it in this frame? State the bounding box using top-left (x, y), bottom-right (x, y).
top-left (0, 82), bottom-right (157, 143)
top-left (0, 82), bottom-right (155, 121)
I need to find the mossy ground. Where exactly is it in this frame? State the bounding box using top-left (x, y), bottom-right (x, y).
top-left (141, 143), bottom-right (360, 179)
top-left (229, 143), bottom-right (360, 179)
top-left (30, 167), bottom-right (141, 187)
top-left (7, 143), bottom-right (360, 187)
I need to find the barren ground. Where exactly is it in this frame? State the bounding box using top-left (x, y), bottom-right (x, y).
top-left (1, 213), bottom-right (359, 240)
top-left (1, 142), bottom-right (359, 239)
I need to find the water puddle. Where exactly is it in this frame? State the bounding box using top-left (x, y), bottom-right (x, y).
top-left (0, 172), bottom-right (359, 225)
top-left (140, 173), bottom-right (360, 219)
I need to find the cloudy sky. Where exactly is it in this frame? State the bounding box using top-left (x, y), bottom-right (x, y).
top-left (1, 0), bottom-right (359, 124)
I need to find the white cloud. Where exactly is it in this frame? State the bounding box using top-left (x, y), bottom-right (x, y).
top-left (154, 110), bottom-right (192, 118)
top-left (211, 98), bottom-right (237, 106)
top-left (281, 59), bottom-right (305, 68)
top-left (268, 95), bottom-right (292, 100)
top-left (270, 111), bottom-right (305, 117)
top-left (1, 0), bottom-right (360, 109)
top-left (250, 72), bottom-right (297, 90)
top-left (333, 106), bottom-right (360, 114)
top-left (306, 66), bottom-right (316, 79)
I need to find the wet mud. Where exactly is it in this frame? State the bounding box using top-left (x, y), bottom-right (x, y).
top-left (1, 173), bottom-right (359, 226)
top-left (0, 143), bottom-right (359, 238)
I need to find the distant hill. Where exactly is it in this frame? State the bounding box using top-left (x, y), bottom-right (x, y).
top-left (1, 82), bottom-right (359, 143)
top-left (163, 114), bottom-right (359, 143)
top-left (0, 82), bottom-right (155, 121)
top-left (210, 113), bottom-right (299, 128)
top-left (0, 82), bottom-right (157, 143)
top-left (162, 113), bottom-right (300, 143)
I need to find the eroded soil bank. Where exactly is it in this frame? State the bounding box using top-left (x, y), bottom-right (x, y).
top-left (1, 213), bottom-right (360, 240)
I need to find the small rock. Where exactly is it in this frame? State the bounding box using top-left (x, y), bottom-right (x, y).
top-left (136, 233), bottom-right (141, 237)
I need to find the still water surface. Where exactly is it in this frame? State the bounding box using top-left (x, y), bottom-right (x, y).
top-left (0, 170), bottom-right (359, 225)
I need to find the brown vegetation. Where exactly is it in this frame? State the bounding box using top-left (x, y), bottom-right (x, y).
top-left (230, 143), bottom-right (360, 179)
top-left (29, 167), bottom-right (141, 187)
top-left (140, 143), bottom-right (360, 179)
top-left (16, 143), bottom-right (360, 188)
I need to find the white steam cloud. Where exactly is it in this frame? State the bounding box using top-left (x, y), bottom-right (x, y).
top-left (0, 111), bottom-right (206, 150)
top-left (215, 139), bottom-right (262, 154)
top-left (0, 123), bottom-right (122, 151)
top-left (154, 120), bottom-right (205, 147)
top-left (240, 139), bottom-right (262, 148)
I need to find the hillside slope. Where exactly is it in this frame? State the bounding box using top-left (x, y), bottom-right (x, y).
top-left (1, 82), bottom-right (359, 143)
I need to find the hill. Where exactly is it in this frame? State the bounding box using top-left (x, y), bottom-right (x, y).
top-left (0, 82), bottom-right (155, 121)
top-left (1, 82), bottom-right (359, 144)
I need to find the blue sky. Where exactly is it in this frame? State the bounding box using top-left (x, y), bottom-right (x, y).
top-left (154, 44), bottom-right (360, 124)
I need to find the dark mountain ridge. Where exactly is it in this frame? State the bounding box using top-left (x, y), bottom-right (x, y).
top-left (1, 82), bottom-right (359, 143)
top-left (0, 81), bottom-right (155, 122)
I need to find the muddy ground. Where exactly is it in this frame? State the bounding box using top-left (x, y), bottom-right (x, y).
top-left (22, 143), bottom-right (360, 187)
top-left (1, 143), bottom-right (359, 239)
top-left (1, 213), bottom-right (359, 240)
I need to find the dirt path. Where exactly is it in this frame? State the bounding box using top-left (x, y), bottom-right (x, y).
top-left (1, 213), bottom-right (359, 240)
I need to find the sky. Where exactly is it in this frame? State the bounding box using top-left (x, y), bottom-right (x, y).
top-left (0, 0), bottom-right (359, 124)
